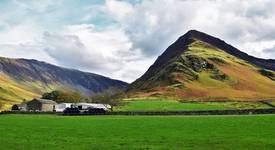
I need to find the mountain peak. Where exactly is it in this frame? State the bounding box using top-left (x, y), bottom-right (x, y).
top-left (136, 30), bottom-right (223, 77)
top-left (161, 30), bottom-right (275, 72)
top-left (184, 29), bottom-right (205, 37)
top-left (178, 29), bottom-right (223, 45)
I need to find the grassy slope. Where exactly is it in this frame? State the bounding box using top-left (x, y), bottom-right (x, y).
top-left (0, 73), bottom-right (60, 110)
top-left (183, 40), bottom-right (275, 100)
top-left (1, 114), bottom-right (275, 150)
top-left (0, 74), bottom-right (40, 110)
top-left (115, 99), bottom-right (271, 111)
top-left (115, 100), bottom-right (226, 111)
top-left (131, 40), bottom-right (275, 100)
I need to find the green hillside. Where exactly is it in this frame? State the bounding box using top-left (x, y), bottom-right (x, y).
top-left (129, 31), bottom-right (275, 100)
top-left (0, 73), bottom-right (42, 110)
top-left (114, 99), bottom-right (271, 111)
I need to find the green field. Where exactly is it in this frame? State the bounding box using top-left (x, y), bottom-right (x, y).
top-left (115, 100), bottom-right (271, 111)
top-left (1, 114), bottom-right (275, 150)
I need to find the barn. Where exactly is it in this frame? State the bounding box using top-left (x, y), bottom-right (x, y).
top-left (26, 99), bottom-right (57, 112)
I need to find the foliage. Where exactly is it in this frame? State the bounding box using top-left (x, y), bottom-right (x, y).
top-left (208, 57), bottom-right (226, 64)
top-left (259, 69), bottom-right (275, 81)
top-left (41, 90), bottom-right (82, 103)
top-left (91, 90), bottom-right (126, 111)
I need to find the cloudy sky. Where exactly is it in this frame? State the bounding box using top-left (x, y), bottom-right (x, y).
top-left (0, 0), bottom-right (275, 82)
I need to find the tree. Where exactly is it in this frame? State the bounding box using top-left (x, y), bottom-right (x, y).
top-left (42, 91), bottom-right (60, 100)
top-left (91, 90), bottom-right (126, 111)
top-left (42, 90), bottom-right (83, 103)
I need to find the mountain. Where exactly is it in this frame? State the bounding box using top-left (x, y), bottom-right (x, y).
top-left (128, 30), bottom-right (275, 101)
top-left (0, 57), bottom-right (128, 109)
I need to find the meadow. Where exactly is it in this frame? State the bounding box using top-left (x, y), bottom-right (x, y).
top-left (1, 114), bottom-right (275, 150)
top-left (115, 99), bottom-right (272, 111)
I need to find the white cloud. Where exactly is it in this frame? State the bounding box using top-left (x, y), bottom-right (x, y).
top-left (0, 20), bottom-right (43, 45)
top-left (0, 43), bottom-right (56, 63)
top-left (13, 0), bottom-right (61, 13)
top-left (105, 0), bottom-right (134, 21)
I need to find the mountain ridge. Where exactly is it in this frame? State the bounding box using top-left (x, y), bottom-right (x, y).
top-left (0, 56), bottom-right (127, 86)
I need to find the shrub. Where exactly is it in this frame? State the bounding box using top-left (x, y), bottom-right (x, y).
top-left (259, 69), bottom-right (275, 80)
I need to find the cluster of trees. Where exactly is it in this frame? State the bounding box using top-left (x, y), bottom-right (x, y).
top-left (91, 90), bottom-right (126, 111)
top-left (42, 90), bottom-right (83, 103)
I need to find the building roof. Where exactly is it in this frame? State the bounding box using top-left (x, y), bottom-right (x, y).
top-left (76, 103), bottom-right (111, 109)
top-left (29, 99), bottom-right (57, 104)
top-left (18, 103), bottom-right (27, 107)
top-left (58, 103), bottom-right (73, 105)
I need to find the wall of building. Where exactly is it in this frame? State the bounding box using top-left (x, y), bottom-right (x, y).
top-left (27, 100), bottom-right (42, 111)
top-left (41, 104), bottom-right (54, 112)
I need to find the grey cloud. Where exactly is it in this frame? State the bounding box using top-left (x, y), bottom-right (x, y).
top-left (41, 29), bottom-right (143, 82)
top-left (43, 32), bottom-right (112, 72)
top-left (263, 46), bottom-right (275, 56)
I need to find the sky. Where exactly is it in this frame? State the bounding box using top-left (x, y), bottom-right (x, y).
top-left (0, 0), bottom-right (275, 83)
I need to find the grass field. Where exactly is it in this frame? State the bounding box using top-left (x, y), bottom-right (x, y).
top-left (114, 100), bottom-right (272, 111)
top-left (1, 114), bottom-right (275, 150)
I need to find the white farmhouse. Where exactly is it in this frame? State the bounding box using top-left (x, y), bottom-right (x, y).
top-left (55, 103), bottom-right (73, 112)
top-left (76, 103), bottom-right (111, 111)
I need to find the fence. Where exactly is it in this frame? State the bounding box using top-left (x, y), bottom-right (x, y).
top-left (63, 108), bottom-right (275, 116)
top-left (106, 109), bottom-right (275, 116)
top-left (0, 111), bottom-right (60, 115)
top-left (2, 108), bottom-right (275, 116)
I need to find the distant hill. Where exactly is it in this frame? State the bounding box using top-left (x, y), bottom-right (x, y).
top-left (0, 57), bottom-right (128, 109)
top-left (128, 30), bottom-right (275, 101)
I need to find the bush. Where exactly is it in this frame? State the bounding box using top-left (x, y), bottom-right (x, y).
top-left (259, 69), bottom-right (273, 76)
top-left (259, 69), bottom-right (274, 80)
top-left (91, 91), bottom-right (126, 111)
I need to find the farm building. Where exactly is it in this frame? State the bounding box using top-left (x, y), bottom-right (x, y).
top-left (56, 103), bottom-right (111, 112)
top-left (26, 99), bottom-right (57, 112)
top-left (11, 103), bottom-right (27, 111)
top-left (55, 103), bottom-right (73, 112)
top-left (76, 103), bottom-right (111, 111)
